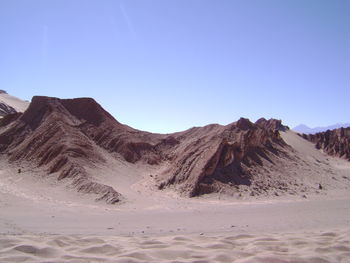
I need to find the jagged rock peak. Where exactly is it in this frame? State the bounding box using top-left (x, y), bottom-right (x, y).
top-left (255, 118), bottom-right (289, 132)
top-left (0, 90), bottom-right (7, 94)
top-left (235, 117), bottom-right (254, 130)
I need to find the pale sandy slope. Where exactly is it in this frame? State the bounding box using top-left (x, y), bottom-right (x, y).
top-left (0, 131), bottom-right (349, 262)
top-left (0, 92), bottom-right (29, 113)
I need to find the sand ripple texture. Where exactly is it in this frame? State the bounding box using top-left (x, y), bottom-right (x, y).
top-left (1, 229), bottom-right (350, 263)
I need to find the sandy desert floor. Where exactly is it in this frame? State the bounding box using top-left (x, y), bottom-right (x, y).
top-left (1, 131), bottom-right (350, 263)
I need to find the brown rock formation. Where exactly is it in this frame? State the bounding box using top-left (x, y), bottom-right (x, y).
top-left (157, 118), bottom-right (289, 196)
top-left (0, 97), bottom-right (127, 203)
top-left (302, 128), bottom-right (350, 161)
top-left (0, 96), bottom-right (294, 202)
top-left (255, 118), bottom-right (289, 132)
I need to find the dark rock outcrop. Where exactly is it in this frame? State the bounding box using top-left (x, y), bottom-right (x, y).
top-left (157, 118), bottom-right (289, 196)
top-left (0, 96), bottom-right (128, 203)
top-left (255, 118), bottom-right (289, 132)
top-left (0, 102), bottom-right (17, 116)
top-left (302, 128), bottom-right (350, 161)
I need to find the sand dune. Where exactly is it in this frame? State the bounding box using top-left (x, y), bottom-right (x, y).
top-left (1, 229), bottom-right (350, 263)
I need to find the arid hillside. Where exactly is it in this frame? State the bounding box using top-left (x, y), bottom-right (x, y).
top-left (0, 96), bottom-right (348, 203)
top-left (0, 90), bottom-right (29, 116)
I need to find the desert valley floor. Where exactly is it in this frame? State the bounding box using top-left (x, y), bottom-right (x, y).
top-left (0, 130), bottom-right (350, 263)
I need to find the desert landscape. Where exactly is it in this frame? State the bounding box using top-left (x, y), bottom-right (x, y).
top-left (0, 92), bottom-right (349, 262)
top-left (1, 0), bottom-right (348, 261)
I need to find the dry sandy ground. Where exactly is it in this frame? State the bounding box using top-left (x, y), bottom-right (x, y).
top-left (0, 131), bottom-right (350, 263)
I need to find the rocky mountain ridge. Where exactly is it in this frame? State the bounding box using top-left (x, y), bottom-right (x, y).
top-left (0, 95), bottom-right (348, 203)
top-left (302, 128), bottom-right (350, 161)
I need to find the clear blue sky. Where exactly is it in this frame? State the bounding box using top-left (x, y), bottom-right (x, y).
top-left (1, 0), bottom-right (349, 133)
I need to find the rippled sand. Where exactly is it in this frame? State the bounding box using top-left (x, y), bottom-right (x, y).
top-left (1, 229), bottom-right (350, 263)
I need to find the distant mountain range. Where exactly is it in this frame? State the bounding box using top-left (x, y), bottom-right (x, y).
top-left (293, 123), bottom-right (350, 134)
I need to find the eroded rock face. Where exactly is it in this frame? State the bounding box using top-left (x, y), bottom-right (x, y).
top-left (0, 96), bottom-right (126, 203)
top-left (255, 118), bottom-right (289, 132)
top-left (302, 128), bottom-right (350, 161)
top-left (157, 118), bottom-right (289, 197)
top-left (0, 95), bottom-right (292, 202)
top-left (0, 103), bottom-right (17, 116)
